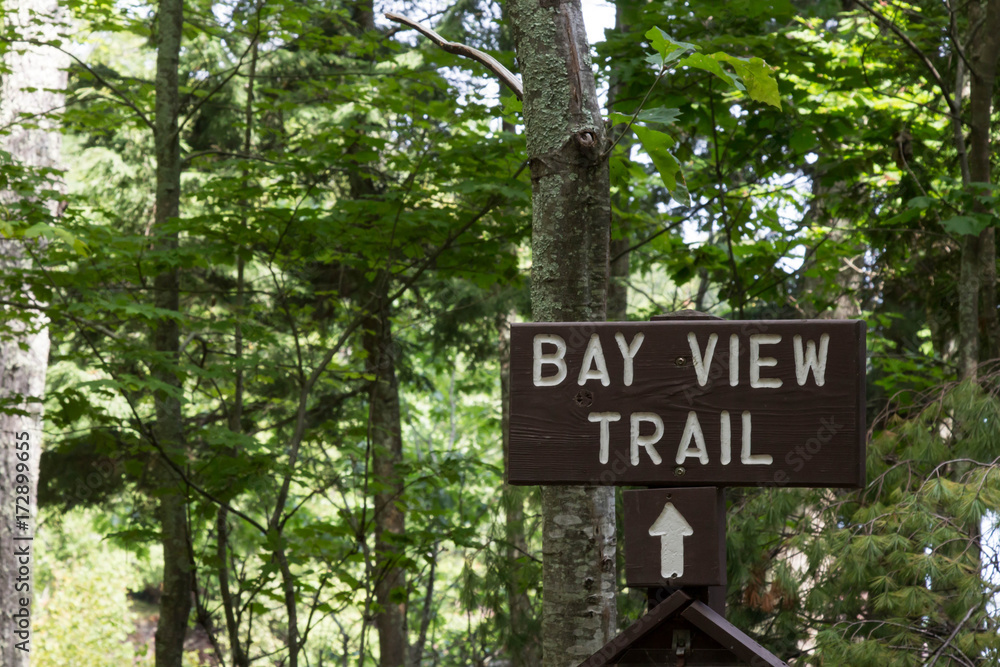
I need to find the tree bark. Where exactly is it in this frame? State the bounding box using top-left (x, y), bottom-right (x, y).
top-left (981, 233), bottom-right (997, 360)
top-left (343, 0), bottom-right (407, 648)
top-left (0, 0), bottom-right (64, 663)
top-left (958, 235), bottom-right (981, 379)
top-left (151, 0), bottom-right (192, 663)
top-left (959, 0), bottom-right (1000, 380)
top-left (363, 288), bottom-right (408, 667)
top-left (506, 1), bottom-right (617, 664)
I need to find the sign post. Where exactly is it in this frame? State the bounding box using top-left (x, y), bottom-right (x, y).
top-left (505, 310), bottom-right (867, 665)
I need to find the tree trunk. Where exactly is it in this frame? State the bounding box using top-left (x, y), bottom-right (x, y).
top-left (958, 0), bottom-right (1000, 380)
top-left (506, 1), bottom-right (617, 664)
top-left (344, 30), bottom-right (407, 653)
top-left (151, 0), bottom-right (192, 663)
top-left (958, 235), bottom-right (981, 380)
top-left (363, 288), bottom-right (408, 667)
top-left (0, 0), bottom-right (64, 663)
top-left (981, 232), bottom-right (997, 360)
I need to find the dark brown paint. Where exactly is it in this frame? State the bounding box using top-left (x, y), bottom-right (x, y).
top-left (624, 488), bottom-right (725, 588)
top-left (508, 320), bottom-right (866, 487)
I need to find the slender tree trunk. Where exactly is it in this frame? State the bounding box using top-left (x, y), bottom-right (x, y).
top-left (506, 1), bottom-right (617, 664)
top-left (981, 234), bottom-right (998, 360)
top-left (342, 29), bottom-right (407, 656)
top-left (344, 60), bottom-right (408, 662)
top-left (151, 0), bottom-right (192, 663)
top-left (216, 32), bottom-right (258, 667)
top-left (407, 543), bottom-right (435, 667)
top-left (0, 1), bottom-right (64, 663)
top-left (959, 236), bottom-right (981, 379)
top-left (363, 286), bottom-right (408, 667)
top-left (959, 0), bottom-right (1000, 380)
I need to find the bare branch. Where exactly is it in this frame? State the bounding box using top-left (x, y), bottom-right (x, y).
top-left (384, 12), bottom-right (523, 100)
top-left (925, 606), bottom-right (977, 667)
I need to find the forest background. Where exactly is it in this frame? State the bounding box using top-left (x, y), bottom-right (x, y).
top-left (1, 0), bottom-right (1000, 664)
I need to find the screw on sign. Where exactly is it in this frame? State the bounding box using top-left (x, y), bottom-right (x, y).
top-left (507, 319), bottom-right (866, 488)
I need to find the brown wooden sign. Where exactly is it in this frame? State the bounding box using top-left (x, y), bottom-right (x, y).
top-left (507, 320), bottom-right (866, 487)
top-left (624, 488), bottom-right (725, 588)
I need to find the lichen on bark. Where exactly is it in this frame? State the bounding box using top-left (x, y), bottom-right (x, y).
top-left (506, 0), bottom-right (617, 663)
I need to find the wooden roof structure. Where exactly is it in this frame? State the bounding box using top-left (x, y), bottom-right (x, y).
top-left (578, 590), bottom-right (788, 666)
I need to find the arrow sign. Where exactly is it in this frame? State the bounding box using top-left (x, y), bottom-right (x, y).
top-left (625, 487), bottom-right (724, 587)
top-left (648, 502), bottom-right (694, 578)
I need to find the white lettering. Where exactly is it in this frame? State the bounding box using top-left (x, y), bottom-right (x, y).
top-left (729, 334), bottom-right (739, 387)
top-left (749, 334), bottom-right (782, 388)
top-left (589, 412), bottom-right (621, 464)
top-left (793, 333), bottom-right (830, 386)
top-left (532, 334), bottom-right (567, 386)
top-left (631, 413), bottom-right (664, 465)
top-left (578, 334), bottom-right (611, 386)
top-left (687, 332), bottom-right (719, 387)
top-left (720, 410), bottom-right (731, 465)
top-left (740, 410), bottom-right (771, 464)
top-left (615, 332), bottom-right (645, 386)
top-left (675, 411), bottom-right (709, 465)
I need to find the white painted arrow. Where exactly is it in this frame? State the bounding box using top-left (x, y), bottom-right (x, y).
top-left (648, 502), bottom-right (694, 579)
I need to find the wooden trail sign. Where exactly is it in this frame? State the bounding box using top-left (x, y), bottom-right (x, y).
top-left (624, 488), bottom-right (725, 588)
top-left (507, 319), bottom-right (866, 488)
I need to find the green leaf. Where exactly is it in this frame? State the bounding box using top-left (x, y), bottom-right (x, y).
top-left (907, 196), bottom-right (936, 210)
top-left (500, 94), bottom-right (522, 117)
top-left (790, 128), bottom-right (816, 153)
top-left (21, 222), bottom-right (49, 239)
top-left (941, 215), bottom-right (992, 236)
top-left (637, 107), bottom-right (683, 126)
top-left (607, 112), bottom-right (632, 127)
top-left (631, 125), bottom-right (690, 206)
top-left (715, 54), bottom-right (781, 108)
top-left (677, 52), bottom-right (739, 89)
top-left (52, 227), bottom-right (89, 255)
top-left (678, 52), bottom-right (781, 109)
top-left (644, 27), bottom-right (697, 68)
top-left (608, 108), bottom-right (682, 127)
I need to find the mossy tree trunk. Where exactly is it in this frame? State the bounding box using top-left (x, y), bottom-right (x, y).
top-left (506, 1), bottom-right (617, 664)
